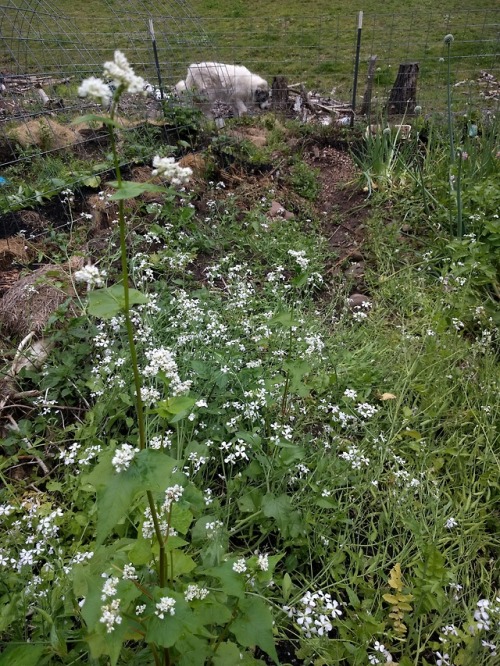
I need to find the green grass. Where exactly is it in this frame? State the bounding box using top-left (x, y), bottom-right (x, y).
top-left (1, 0), bottom-right (498, 113)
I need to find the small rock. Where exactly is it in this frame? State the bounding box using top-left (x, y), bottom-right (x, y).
top-left (268, 200), bottom-right (295, 220)
top-left (348, 293), bottom-right (373, 309)
top-left (344, 262), bottom-right (365, 279)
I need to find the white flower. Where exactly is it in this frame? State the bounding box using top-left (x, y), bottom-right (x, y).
top-left (314, 614), bottom-right (332, 636)
top-left (257, 553), bottom-right (269, 572)
top-left (103, 50), bottom-right (146, 94)
top-left (78, 76), bottom-right (112, 106)
top-left (288, 249), bottom-right (310, 270)
top-left (163, 485), bottom-right (184, 512)
top-left (155, 596), bottom-right (176, 619)
top-left (100, 599), bottom-right (122, 632)
top-left (74, 264), bottom-right (105, 288)
top-left (344, 388), bottom-right (357, 399)
top-left (184, 584), bottom-right (209, 601)
top-left (232, 558), bottom-right (247, 573)
top-left (435, 652), bottom-right (451, 666)
top-left (111, 443), bottom-right (139, 473)
top-left (152, 156), bottom-right (192, 185)
top-left (445, 517), bottom-right (458, 529)
top-left (122, 564), bottom-right (137, 580)
top-left (101, 576), bottom-right (119, 600)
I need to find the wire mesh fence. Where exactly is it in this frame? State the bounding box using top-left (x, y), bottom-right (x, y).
top-left (0, 0), bottom-right (498, 212)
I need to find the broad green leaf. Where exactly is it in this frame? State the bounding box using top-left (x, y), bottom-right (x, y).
top-left (145, 592), bottom-right (194, 648)
top-left (212, 642), bottom-right (242, 666)
top-left (81, 175), bottom-right (101, 188)
top-left (176, 635), bottom-right (211, 666)
top-left (156, 395), bottom-right (196, 423)
top-left (204, 560), bottom-right (246, 599)
top-left (87, 285), bottom-right (148, 319)
top-left (262, 492), bottom-right (292, 530)
top-left (0, 643), bottom-right (44, 666)
top-left (231, 598), bottom-right (279, 664)
top-left (108, 180), bottom-right (166, 200)
top-left (84, 449), bottom-right (176, 544)
top-left (269, 310), bottom-right (300, 328)
top-left (170, 550), bottom-right (196, 578)
top-left (170, 504), bottom-right (193, 534)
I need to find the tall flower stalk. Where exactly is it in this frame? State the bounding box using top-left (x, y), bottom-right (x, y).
top-left (77, 50), bottom-right (191, 666)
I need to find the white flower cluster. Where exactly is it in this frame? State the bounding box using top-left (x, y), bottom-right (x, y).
top-left (163, 485), bottom-right (184, 512)
top-left (288, 249), bottom-right (310, 270)
top-left (184, 584), bottom-right (209, 602)
top-left (111, 443), bottom-right (139, 473)
top-left (77, 77), bottom-right (112, 106)
top-left (101, 575), bottom-right (119, 600)
top-left (152, 156), bottom-right (192, 186)
top-left (155, 596), bottom-right (176, 619)
top-left (103, 50), bottom-right (145, 94)
top-left (74, 264), bottom-right (106, 288)
top-left (143, 347), bottom-right (192, 395)
top-left (232, 558), bottom-right (247, 574)
top-left (100, 599), bottom-right (122, 633)
top-left (78, 50), bottom-right (145, 106)
top-left (368, 641), bottom-right (394, 664)
top-left (284, 590), bottom-right (342, 638)
top-left (339, 444), bottom-right (370, 470)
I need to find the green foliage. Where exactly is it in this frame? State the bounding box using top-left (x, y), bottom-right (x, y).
top-left (288, 160), bottom-right (321, 200)
top-left (1, 46), bottom-right (500, 666)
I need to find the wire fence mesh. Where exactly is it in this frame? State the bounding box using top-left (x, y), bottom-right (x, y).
top-left (0, 0), bottom-right (498, 217)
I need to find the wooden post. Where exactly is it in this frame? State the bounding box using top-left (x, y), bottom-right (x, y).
top-left (386, 62), bottom-right (419, 115)
top-left (271, 75), bottom-right (289, 112)
top-left (360, 55), bottom-right (377, 116)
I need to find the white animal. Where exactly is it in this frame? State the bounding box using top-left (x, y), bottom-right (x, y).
top-left (176, 62), bottom-right (270, 117)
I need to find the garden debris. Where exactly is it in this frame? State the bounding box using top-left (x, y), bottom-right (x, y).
top-left (0, 262), bottom-right (81, 337)
top-left (178, 153), bottom-right (207, 179)
top-left (8, 117), bottom-right (81, 151)
top-left (0, 236), bottom-right (29, 270)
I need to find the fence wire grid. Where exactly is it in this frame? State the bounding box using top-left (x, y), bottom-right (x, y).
top-left (0, 1), bottom-right (498, 184)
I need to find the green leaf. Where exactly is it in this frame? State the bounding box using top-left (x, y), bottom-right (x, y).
top-left (156, 395), bottom-right (196, 423)
top-left (0, 643), bottom-right (44, 666)
top-left (213, 642), bottom-right (242, 666)
top-left (84, 449), bottom-right (176, 544)
top-left (231, 598), bottom-right (279, 664)
top-left (170, 550), bottom-right (196, 577)
top-left (269, 310), bottom-right (300, 328)
top-left (108, 181), bottom-right (166, 200)
top-left (170, 504), bottom-right (193, 534)
top-left (87, 285), bottom-right (149, 319)
top-left (144, 593), bottom-right (193, 648)
top-left (282, 573), bottom-right (292, 602)
top-left (204, 560), bottom-right (246, 599)
top-left (81, 175), bottom-right (101, 188)
top-left (176, 635), bottom-right (211, 666)
top-left (72, 114), bottom-right (118, 127)
top-left (262, 492), bottom-right (292, 530)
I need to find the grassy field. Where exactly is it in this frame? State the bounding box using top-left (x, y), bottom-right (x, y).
top-left (1, 0), bottom-right (499, 112)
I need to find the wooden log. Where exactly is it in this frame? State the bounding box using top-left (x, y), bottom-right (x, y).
top-left (271, 75), bottom-right (289, 111)
top-left (360, 55), bottom-right (377, 116)
top-left (386, 62), bottom-right (419, 115)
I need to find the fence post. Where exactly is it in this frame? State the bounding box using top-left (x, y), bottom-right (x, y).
top-left (350, 10), bottom-right (363, 128)
top-left (148, 18), bottom-right (165, 102)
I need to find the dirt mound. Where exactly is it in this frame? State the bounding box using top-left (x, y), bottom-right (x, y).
top-left (0, 262), bottom-right (81, 337)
